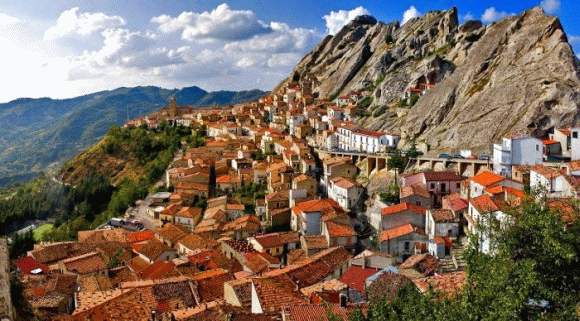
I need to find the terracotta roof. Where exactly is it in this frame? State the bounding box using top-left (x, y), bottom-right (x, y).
top-left (73, 289), bottom-right (152, 320)
top-left (178, 233), bottom-right (218, 251)
top-left (283, 304), bottom-right (360, 321)
top-left (223, 215), bottom-right (261, 232)
top-left (302, 235), bottom-right (329, 250)
top-left (262, 247), bottom-right (350, 288)
top-left (421, 171), bottom-right (463, 182)
top-left (325, 221), bottom-right (357, 237)
top-left (119, 277), bottom-right (197, 313)
top-left (137, 261), bottom-right (177, 280)
top-left (126, 256), bottom-right (151, 273)
top-left (265, 190), bottom-right (290, 202)
top-left (339, 265), bottom-right (380, 294)
top-left (63, 252), bottom-right (107, 275)
top-left (412, 271), bottom-right (466, 297)
top-left (354, 128), bottom-right (384, 138)
top-left (293, 198), bottom-right (347, 218)
top-left (78, 228), bottom-right (129, 244)
top-left (137, 239), bottom-right (171, 262)
top-left (469, 171), bottom-right (505, 187)
top-left (381, 203), bottom-right (426, 216)
top-left (469, 194), bottom-right (503, 213)
top-left (192, 268), bottom-right (233, 302)
top-left (380, 224), bottom-right (425, 241)
top-left (543, 139), bottom-right (559, 145)
top-left (175, 207), bottom-right (203, 219)
top-left (223, 239), bottom-right (256, 254)
top-left (79, 274), bottom-right (113, 293)
top-left (330, 176), bottom-right (361, 189)
top-left (29, 242), bottom-right (89, 264)
top-left (243, 252), bottom-right (279, 274)
top-left (548, 198), bottom-right (580, 225)
top-left (252, 276), bottom-right (306, 312)
top-left (429, 209), bottom-right (456, 222)
top-left (253, 233), bottom-right (284, 249)
top-left (400, 185), bottom-right (431, 199)
top-left (446, 198), bottom-right (469, 212)
top-left (366, 272), bottom-right (412, 302)
top-left (278, 232), bottom-right (300, 244)
top-left (225, 278), bottom-right (253, 307)
top-left (399, 253), bottom-right (441, 277)
top-left (558, 128), bottom-right (571, 136)
top-left (13, 256), bottom-right (49, 275)
top-left (157, 223), bottom-right (190, 244)
top-left (128, 230), bottom-right (155, 244)
top-left (293, 174), bottom-right (314, 183)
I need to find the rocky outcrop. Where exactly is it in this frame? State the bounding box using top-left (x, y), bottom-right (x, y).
top-left (279, 7), bottom-right (580, 154)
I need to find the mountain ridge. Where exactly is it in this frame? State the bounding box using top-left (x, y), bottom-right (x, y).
top-left (0, 85), bottom-right (267, 184)
top-left (277, 6), bottom-right (580, 154)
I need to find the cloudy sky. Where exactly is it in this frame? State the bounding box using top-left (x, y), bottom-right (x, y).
top-left (0, 0), bottom-right (577, 102)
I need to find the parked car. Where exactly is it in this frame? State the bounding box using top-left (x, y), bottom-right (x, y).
top-left (467, 155), bottom-right (478, 160)
top-left (131, 220), bottom-right (143, 226)
top-left (479, 155), bottom-right (490, 160)
top-left (453, 154), bottom-right (464, 159)
top-left (438, 153), bottom-right (452, 159)
top-left (109, 218), bottom-right (126, 227)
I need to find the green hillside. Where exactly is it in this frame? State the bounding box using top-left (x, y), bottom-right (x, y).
top-left (0, 86), bottom-right (266, 185)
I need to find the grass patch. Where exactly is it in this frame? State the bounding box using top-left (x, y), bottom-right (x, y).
top-left (34, 223), bottom-right (54, 241)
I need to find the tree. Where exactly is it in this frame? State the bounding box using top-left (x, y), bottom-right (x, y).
top-left (387, 150), bottom-right (406, 172)
top-left (405, 140), bottom-right (421, 159)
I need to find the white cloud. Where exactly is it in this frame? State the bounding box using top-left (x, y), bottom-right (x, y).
top-left (402, 6), bottom-right (422, 25)
top-left (460, 13), bottom-right (474, 22)
top-left (151, 3), bottom-right (271, 41)
top-left (481, 7), bottom-right (514, 24)
top-left (0, 13), bottom-right (21, 26)
top-left (569, 35), bottom-right (580, 45)
top-left (540, 0), bottom-right (560, 14)
top-left (224, 22), bottom-right (320, 53)
top-left (323, 6), bottom-right (370, 35)
top-left (44, 7), bottom-right (126, 40)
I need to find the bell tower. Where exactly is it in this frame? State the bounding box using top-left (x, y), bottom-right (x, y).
top-left (169, 96), bottom-right (177, 117)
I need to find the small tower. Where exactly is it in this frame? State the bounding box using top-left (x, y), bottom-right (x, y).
top-left (169, 96), bottom-right (177, 117)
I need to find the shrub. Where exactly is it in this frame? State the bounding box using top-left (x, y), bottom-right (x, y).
top-left (409, 94), bottom-right (420, 106)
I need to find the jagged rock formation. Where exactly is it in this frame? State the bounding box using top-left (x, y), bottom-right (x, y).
top-left (280, 7), bottom-right (580, 153)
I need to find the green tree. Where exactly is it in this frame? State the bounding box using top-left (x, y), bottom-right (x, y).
top-left (387, 150), bottom-right (406, 172)
top-left (405, 140), bottom-right (421, 159)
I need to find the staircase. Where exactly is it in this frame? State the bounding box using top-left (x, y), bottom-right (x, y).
top-left (439, 238), bottom-right (467, 272)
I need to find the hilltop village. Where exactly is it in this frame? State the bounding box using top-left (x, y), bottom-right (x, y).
top-left (6, 77), bottom-right (580, 320)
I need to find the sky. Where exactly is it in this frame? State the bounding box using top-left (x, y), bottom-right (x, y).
top-left (0, 0), bottom-right (578, 103)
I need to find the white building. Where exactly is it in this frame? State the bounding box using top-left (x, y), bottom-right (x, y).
top-left (336, 124), bottom-right (400, 153)
top-left (571, 128), bottom-right (580, 161)
top-left (327, 176), bottom-right (364, 211)
top-left (466, 194), bottom-right (510, 255)
top-left (493, 134), bottom-right (542, 177)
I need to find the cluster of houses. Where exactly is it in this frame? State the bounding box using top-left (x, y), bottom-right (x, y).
top-left (10, 76), bottom-right (580, 320)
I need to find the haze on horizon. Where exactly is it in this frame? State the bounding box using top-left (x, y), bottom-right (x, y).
top-left (0, 0), bottom-right (576, 103)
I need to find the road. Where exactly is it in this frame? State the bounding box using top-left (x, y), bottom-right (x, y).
top-left (133, 195), bottom-right (159, 232)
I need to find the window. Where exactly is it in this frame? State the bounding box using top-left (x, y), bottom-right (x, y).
top-left (404, 242), bottom-right (410, 251)
top-left (456, 182), bottom-right (461, 189)
top-left (430, 183), bottom-right (435, 189)
top-left (416, 201), bottom-right (421, 206)
top-left (536, 145), bottom-right (539, 151)
top-left (574, 131), bottom-right (578, 139)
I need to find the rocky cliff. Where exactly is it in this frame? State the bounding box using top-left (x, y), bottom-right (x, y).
top-left (281, 7), bottom-right (580, 153)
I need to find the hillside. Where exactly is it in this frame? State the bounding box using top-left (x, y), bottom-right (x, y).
top-left (279, 7), bottom-right (580, 154)
top-left (0, 86), bottom-right (266, 184)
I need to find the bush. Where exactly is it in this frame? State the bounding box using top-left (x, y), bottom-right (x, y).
top-left (409, 94), bottom-right (420, 106)
top-left (396, 98), bottom-right (408, 108)
top-left (359, 96), bottom-right (374, 108)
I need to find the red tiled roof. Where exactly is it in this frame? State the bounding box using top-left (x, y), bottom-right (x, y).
top-left (469, 194), bottom-right (502, 213)
top-left (339, 265), bottom-right (380, 294)
top-left (63, 252), bottom-right (107, 275)
top-left (381, 203), bottom-right (426, 216)
top-left (128, 230), bottom-right (155, 244)
top-left (543, 139), bottom-right (559, 145)
top-left (254, 233), bottom-right (283, 249)
top-left (252, 276), bottom-right (306, 312)
top-left (469, 171), bottom-right (505, 187)
top-left (422, 171), bottom-right (463, 181)
top-left (137, 261), bottom-right (176, 280)
top-left (412, 271), bottom-right (466, 297)
top-left (283, 304), bottom-right (360, 321)
top-left (325, 221), bottom-right (357, 237)
top-left (400, 185), bottom-right (431, 199)
top-left (447, 198), bottom-right (469, 212)
top-left (192, 268), bottom-right (233, 302)
top-left (380, 224), bottom-right (424, 241)
top-left (13, 256), bottom-right (49, 275)
top-left (429, 209), bottom-right (455, 222)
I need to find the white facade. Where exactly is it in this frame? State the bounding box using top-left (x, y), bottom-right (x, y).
top-left (336, 126), bottom-right (400, 153)
top-left (493, 135), bottom-right (542, 177)
top-left (571, 128), bottom-right (580, 161)
top-left (328, 180), bottom-right (363, 211)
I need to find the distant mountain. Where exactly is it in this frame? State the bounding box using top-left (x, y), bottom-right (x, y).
top-left (0, 86), bottom-right (267, 184)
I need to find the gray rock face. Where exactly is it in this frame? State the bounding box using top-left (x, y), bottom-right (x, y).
top-left (278, 7), bottom-right (580, 153)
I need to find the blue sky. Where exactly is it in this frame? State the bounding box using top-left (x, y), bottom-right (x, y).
top-left (0, 0), bottom-right (577, 102)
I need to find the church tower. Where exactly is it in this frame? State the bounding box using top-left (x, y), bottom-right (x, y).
top-left (169, 96), bottom-right (177, 117)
